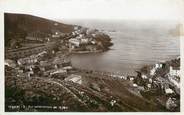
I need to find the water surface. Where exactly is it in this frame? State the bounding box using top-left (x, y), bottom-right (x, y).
top-left (63, 20), bottom-right (180, 75)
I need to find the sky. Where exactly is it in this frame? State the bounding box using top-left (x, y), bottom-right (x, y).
top-left (0, 0), bottom-right (184, 21)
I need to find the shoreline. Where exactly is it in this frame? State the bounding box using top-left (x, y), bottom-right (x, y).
top-left (70, 49), bottom-right (103, 54)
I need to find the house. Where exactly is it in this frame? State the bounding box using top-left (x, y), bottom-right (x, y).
top-left (150, 63), bottom-right (163, 75)
top-left (80, 38), bottom-right (89, 44)
top-left (5, 59), bottom-right (16, 68)
top-left (141, 74), bottom-right (148, 79)
top-left (52, 34), bottom-right (60, 38)
top-left (127, 76), bottom-right (135, 81)
top-left (133, 83), bottom-right (138, 87)
top-left (150, 68), bottom-right (156, 76)
top-left (156, 63), bottom-right (163, 68)
top-left (91, 40), bottom-right (96, 45)
top-left (147, 84), bottom-right (152, 89)
top-left (65, 74), bottom-right (82, 84)
top-left (72, 32), bottom-right (76, 36)
top-left (130, 77), bottom-right (134, 81)
top-left (68, 38), bottom-right (80, 47)
top-left (50, 69), bottom-right (67, 75)
top-left (44, 68), bottom-right (67, 77)
top-left (17, 56), bottom-right (38, 65)
top-left (149, 78), bottom-right (153, 83)
top-left (110, 100), bottom-right (117, 106)
top-left (119, 75), bottom-right (127, 80)
top-left (165, 88), bottom-right (174, 94)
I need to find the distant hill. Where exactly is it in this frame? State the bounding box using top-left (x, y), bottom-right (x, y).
top-left (4, 13), bottom-right (74, 47)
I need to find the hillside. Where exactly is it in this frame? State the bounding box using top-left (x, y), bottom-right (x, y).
top-left (4, 13), bottom-right (74, 47)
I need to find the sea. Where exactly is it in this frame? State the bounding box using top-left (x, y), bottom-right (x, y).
top-left (62, 20), bottom-right (180, 76)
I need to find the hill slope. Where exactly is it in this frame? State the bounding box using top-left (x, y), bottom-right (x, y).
top-left (4, 13), bottom-right (74, 47)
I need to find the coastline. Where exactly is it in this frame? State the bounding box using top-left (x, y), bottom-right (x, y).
top-left (69, 44), bottom-right (113, 54)
top-left (70, 49), bottom-right (103, 54)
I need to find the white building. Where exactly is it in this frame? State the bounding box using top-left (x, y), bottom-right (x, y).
top-left (110, 100), bottom-right (117, 106)
top-left (50, 69), bottom-right (67, 75)
top-left (141, 74), bottom-right (148, 79)
top-left (5, 59), bottom-right (16, 68)
top-left (150, 63), bottom-right (163, 75)
top-left (69, 38), bottom-right (80, 47)
top-left (91, 40), bottom-right (96, 44)
top-left (155, 63), bottom-right (162, 68)
top-left (147, 84), bottom-right (152, 89)
top-left (133, 83), bottom-right (138, 87)
top-left (80, 38), bottom-right (89, 44)
top-left (119, 75), bottom-right (127, 80)
top-left (165, 88), bottom-right (174, 94)
top-left (65, 74), bottom-right (82, 84)
top-left (17, 56), bottom-right (38, 65)
top-left (150, 68), bottom-right (156, 76)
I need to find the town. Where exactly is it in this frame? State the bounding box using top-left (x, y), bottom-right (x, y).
top-left (5, 13), bottom-right (180, 112)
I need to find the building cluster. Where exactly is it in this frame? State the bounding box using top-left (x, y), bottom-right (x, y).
top-left (5, 38), bottom-right (85, 89)
top-left (5, 48), bottom-right (74, 79)
top-left (68, 26), bottom-right (106, 52)
top-left (127, 58), bottom-right (180, 111)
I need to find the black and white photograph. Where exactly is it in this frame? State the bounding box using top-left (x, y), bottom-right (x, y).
top-left (1, 0), bottom-right (184, 113)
